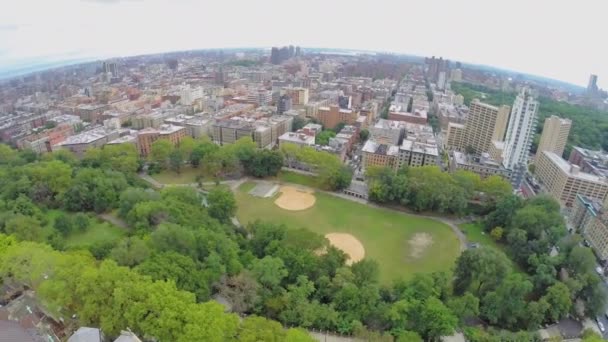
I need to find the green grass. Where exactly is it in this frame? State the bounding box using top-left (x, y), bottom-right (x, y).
top-left (459, 223), bottom-right (502, 250)
top-left (277, 170), bottom-right (321, 188)
top-left (150, 166), bottom-right (202, 184)
top-left (236, 182), bottom-right (461, 283)
top-left (65, 222), bottom-right (127, 249)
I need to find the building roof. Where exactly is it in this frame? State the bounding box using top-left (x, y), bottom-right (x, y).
top-left (362, 140), bottom-right (399, 156)
top-left (57, 127), bottom-right (111, 145)
top-left (544, 151), bottom-right (608, 183)
top-left (67, 327), bottom-right (102, 342)
top-left (279, 132), bottom-right (315, 145)
top-left (113, 331), bottom-right (142, 342)
top-left (0, 320), bottom-right (36, 342)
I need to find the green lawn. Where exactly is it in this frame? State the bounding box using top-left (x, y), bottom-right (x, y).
top-left (150, 166), bottom-right (202, 184)
top-left (65, 221), bottom-right (127, 249)
top-left (236, 182), bottom-right (461, 283)
top-left (277, 171), bottom-right (321, 188)
top-left (459, 223), bottom-right (501, 250)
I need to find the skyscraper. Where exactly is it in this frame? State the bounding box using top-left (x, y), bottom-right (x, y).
top-left (535, 115), bottom-right (572, 162)
top-left (463, 99), bottom-right (510, 154)
top-left (587, 74), bottom-right (599, 95)
top-left (502, 87), bottom-right (538, 186)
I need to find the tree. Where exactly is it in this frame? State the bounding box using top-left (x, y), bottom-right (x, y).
top-left (490, 227), bottom-right (503, 241)
top-left (448, 292), bottom-right (480, 324)
top-left (292, 117), bottom-right (306, 132)
top-left (190, 139), bottom-right (218, 168)
top-left (238, 316), bottom-right (285, 342)
top-left (53, 213), bottom-right (73, 236)
top-left (413, 297), bottom-right (458, 340)
top-left (150, 139), bottom-right (173, 167)
top-left (207, 186), bottom-right (236, 222)
top-left (4, 215), bottom-right (43, 242)
top-left (542, 282), bottom-right (572, 322)
top-left (250, 256), bottom-right (288, 290)
top-left (481, 273), bottom-right (533, 329)
top-left (454, 247), bottom-right (511, 296)
top-left (169, 149), bottom-right (184, 174)
top-left (395, 331), bottom-right (423, 342)
top-left (246, 150), bottom-right (284, 177)
top-left (359, 129), bottom-right (370, 142)
top-left (316, 130), bottom-right (336, 145)
top-left (110, 237), bottom-right (151, 267)
top-left (118, 188), bottom-right (160, 218)
top-left (216, 272), bottom-right (259, 314)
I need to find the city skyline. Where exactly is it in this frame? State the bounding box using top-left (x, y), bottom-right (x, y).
top-left (1, 0), bottom-right (607, 88)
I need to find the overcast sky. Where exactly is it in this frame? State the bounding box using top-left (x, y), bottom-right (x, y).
top-left (1, 0), bottom-right (606, 88)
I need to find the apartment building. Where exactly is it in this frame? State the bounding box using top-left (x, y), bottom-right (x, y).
top-left (317, 105), bottom-right (358, 130)
top-left (463, 99), bottom-right (510, 154)
top-left (536, 151), bottom-right (608, 207)
top-left (446, 122), bottom-right (465, 151)
top-left (362, 140), bottom-right (399, 170)
top-left (137, 124), bottom-right (187, 157)
top-left (450, 151), bottom-right (512, 179)
top-left (397, 138), bottom-right (439, 169)
top-left (570, 195), bottom-right (608, 260)
top-left (535, 115), bottom-right (572, 162)
top-left (56, 126), bottom-right (122, 158)
top-left (278, 132), bottom-right (316, 147)
top-left (371, 119), bottom-right (405, 145)
top-left (283, 87), bottom-right (309, 105)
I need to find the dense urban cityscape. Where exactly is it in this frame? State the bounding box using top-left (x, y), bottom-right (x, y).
top-left (1, 45), bottom-right (608, 342)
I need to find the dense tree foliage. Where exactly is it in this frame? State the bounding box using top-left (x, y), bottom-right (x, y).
top-left (281, 144), bottom-right (352, 190)
top-left (366, 166), bottom-right (511, 215)
top-left (0, 143), bottom-right (603, 341)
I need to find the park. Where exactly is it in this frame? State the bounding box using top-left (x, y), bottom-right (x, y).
top-left (235, 180), bottom-right (461, 283)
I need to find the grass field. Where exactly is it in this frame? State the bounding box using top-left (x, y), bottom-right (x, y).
top-left (236, 182), bottom-right (461, 283)
top-left (65, 222), bottom-right (127, 249)
top-left (150, 166), bottom-right (202, 184)
top-left (277, 171), bottom-right (321, 188)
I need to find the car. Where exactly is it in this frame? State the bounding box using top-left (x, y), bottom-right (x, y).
top-left (596, 318), bottom-right (605, 332)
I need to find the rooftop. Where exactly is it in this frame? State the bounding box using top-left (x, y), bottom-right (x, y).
top-left (57, 127), bottom-right (112, 145)
top-left (544, 151), bottom-right (608, 184)
top-left (279, 132), bottom-right (315, 144)
top-left (362, 140), bottom-right (399, 156)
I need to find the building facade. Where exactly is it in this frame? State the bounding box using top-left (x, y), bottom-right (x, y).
top-left (463, 100), bottom-right (510, 154)
top-left (536, 151), bottom-right (608, 207)
top-left (535, 115), bottom-right (572, 162)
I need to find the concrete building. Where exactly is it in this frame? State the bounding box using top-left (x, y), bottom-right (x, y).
top-left (536, 151), bottom-right (608, 207)
top-left (277, 94), bottom-right (292, 114)
top-left (570, 195), bottom-right (608, 260)
top-left (212, 120), bottom-right (255, 146)
top-left (397, 138), bottom-right (439, 169)
top-left (371, 119), bottom-right (405, 145)
top-left (283, 87), bottom-right (309, 105)
top-left (278, 132), bottom-right (315, 147)
top-left (502, 87), bottom-right (538, 186)
top-left (450, 151), bottom-right (512, 179)
top-left (535, 115), bottom-right (572, 162)
top-left (450, 68), bottom-right (463, 82)
top-left (56, 126), bottom-right (121, 158)
top-left (446, 122), bottom-right (466, 151)
top-left (317, 105), bottom-right (358, 130)
top-left (247, 88), bottom-right (272, 106)
top-left (361, 140), bottom-right (399, 170)
top-left (568, 147), bottom-right (608, 178)
top-left (463, 100), bottom-right (510, 154)
top-left (137, 124), bottom-right (187, 157)
top-left (388, 105), bottom-right (428, 125)
top-left (488, 140), bottom-right (505, 163)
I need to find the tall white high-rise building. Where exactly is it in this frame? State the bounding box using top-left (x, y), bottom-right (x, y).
top-left (502, 87), bottom-right (538, 185)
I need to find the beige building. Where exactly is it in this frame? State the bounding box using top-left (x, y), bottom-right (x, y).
top-left (397, 139), bottom-right (439, 168)
top-left (446, 122), bottom-right (466, 151)
top-left (137, 124), bottom-right (187, 157)
top-left (536, 151), bottom-right (608, 207)
top-left (362, 140), bottom-right (399, 170)
top-left (570, 195), bottom-right (608, 260)
top-left (463, 100), bottom-right (510, 154)
top-left (535, 115), bottom-right (572, 162)
top-left (450, 151), bottom-right (512, 179)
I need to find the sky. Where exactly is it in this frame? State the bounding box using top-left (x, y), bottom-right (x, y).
top-left (1, 0), bottom-right (607, 88)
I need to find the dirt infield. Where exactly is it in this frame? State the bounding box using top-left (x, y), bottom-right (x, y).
top-left (325, 233), bottom-right (365, 265)
top-left (408, 233), bottom-right (434, 259)
top-left (274, 186), bottom-right (316, 211)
